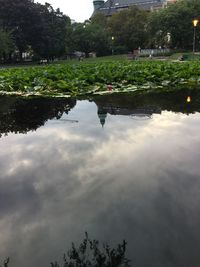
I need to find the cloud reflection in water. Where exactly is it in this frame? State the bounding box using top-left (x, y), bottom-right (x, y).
top-left (0, 98), bottom-right (200, 267)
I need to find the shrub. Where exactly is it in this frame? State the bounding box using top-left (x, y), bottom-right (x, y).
top-left (50, 233), bottom-right (130, 267)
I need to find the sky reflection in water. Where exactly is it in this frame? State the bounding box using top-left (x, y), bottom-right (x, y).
top-left (0, 93), bottom-right (200, 267)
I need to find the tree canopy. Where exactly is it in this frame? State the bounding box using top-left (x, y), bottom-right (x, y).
top-left (0, 30), bottom-right (14, 61)
top-left (0, 0), bottom-right (71, 62)
top-left (0, 0), bottom-right (200, 63)
top-left (108, 7), bottom-right (149, 51)
top-left (148, 0), bottom-right (200, 49)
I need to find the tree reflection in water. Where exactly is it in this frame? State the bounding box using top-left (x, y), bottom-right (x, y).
top-left (0, 96), bottom-right (76, 137)
top-left (0, 88), bottom-right (200, 136)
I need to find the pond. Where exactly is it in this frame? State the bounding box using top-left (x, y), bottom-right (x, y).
top-left (0, 90), bottom-right (200, 267)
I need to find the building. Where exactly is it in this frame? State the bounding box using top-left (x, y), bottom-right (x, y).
top-left (92, 0), bottom-right (173, 17)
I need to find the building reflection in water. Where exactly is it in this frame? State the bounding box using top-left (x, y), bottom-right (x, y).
top-left (94, 89), bottom-right (200, 127)
top-left (97, 104), bottom-right (161, 126)
top-left (0, 88), bottom-right (200, 135)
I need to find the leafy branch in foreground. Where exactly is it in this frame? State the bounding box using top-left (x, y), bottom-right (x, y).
top-left (0, 258), bottom-right (9, 267)
top-left (51, 232), bottom-right (130, 267)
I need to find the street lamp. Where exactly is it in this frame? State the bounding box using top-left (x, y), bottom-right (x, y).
top-left (193, 19), bottom-right (199, 53)
top-left (111, 36), bottom-right (115, 55)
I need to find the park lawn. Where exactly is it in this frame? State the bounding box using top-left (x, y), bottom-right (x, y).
top-left (0, 59), bottom-right (200, 97)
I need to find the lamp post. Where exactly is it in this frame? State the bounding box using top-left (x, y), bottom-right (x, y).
top-left (193, 19), bottom-right (199, 54)
top-left (111, 36), bottom-right (115, 55)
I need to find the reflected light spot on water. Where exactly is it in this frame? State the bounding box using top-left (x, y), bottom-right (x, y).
top-left (187, 96), bottom-right (191, 103)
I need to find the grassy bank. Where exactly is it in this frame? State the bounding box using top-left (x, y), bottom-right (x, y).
top-left (0, 60), bottom-right (200, 97)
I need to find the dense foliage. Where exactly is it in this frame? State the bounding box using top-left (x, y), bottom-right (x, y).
top-left (0, 0), bottom-right (200, 63)
top-left (0, 30), bottom-right (14, 60)
top-left (0, 61), bottom-right (200, 97)
top-left (71, 22), bottom-right (111, 57)
top-left (148, 0), bottom-right (200, 50)
top-left (108, 8), bottom-right (149, 51)
top-left (0, 234), bottom-right (129, 267)
top-left (51, 233), bottom-right (130, 267)
top-left (0, 0), bottom-right (70, 62)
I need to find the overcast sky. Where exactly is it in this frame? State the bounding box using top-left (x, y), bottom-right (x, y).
top-left (36, 0), bottom-right (94, 22)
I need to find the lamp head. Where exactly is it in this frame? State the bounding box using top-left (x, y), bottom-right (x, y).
top-left (193, 19), bottom-right (199, 27)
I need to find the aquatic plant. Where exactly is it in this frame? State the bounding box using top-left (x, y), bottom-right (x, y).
top-left (1, 61), bottom-right (200, 97)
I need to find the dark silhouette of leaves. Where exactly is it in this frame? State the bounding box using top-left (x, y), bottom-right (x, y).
top-left (51, 233), bottom-right (131, 267)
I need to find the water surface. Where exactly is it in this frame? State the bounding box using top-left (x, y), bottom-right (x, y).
top-left (0, 91), bottom-right (200, 267)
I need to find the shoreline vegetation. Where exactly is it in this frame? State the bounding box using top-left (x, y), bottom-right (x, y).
top-left (0, 57), bottom-right (200, 98)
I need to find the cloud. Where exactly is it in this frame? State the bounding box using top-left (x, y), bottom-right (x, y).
top-left (0, 107), bottom-right (200, 266)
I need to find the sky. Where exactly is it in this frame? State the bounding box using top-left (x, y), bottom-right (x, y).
top-left (36, 0), bottom-right (94, 22)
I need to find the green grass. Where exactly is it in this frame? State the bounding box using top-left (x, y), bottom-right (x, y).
top-left (57, 54), bottom-right (129, 65)
top-left (1, 51), bottom-right (200, 70)
top-left (0, 55), bottom-right (129, 70)
top-left (168, 52), bottom-right (200, 61)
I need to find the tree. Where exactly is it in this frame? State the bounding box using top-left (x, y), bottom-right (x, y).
top-left (30, 3), bottom-right (71, 60)
top-left (108, 7), bottom-right (149, 51)
top-left (0, 0), bottom-right (71, 62)
top-left (148, 0), bottom-right (200, 50)
top-left (0, 0), bottom-right (36, 60)
top-left (91, 24), bottom-right (111, 56)
top-left (71, 19), bottom-right (111, 57)
top-left (90, 12), bottom-right (108, 28)
top-left (90, 14), bottom-right (111, 56)
top-left (0, 29), bottom-right (14, 62)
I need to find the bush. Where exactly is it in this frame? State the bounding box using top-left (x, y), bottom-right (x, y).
top-left (0, 258), bottom-right (9, 267)
top-left (50, 233), bottom-right (130, 267)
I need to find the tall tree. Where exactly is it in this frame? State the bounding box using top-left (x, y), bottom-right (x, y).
top-left (148, 0), bottom-right (200, 50)
top-left (108, 7), bottom-right (149, 51)
top-left (0, 0), bottom-right (36, 59)
top-left (71, 21), bottom-right (110, 57)
top-left (0, 0), bottom-right (71, 61)
top-left (30, 3), bottom-right (70, 60)
top-left (0, 29), bottom-right (14, 62)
